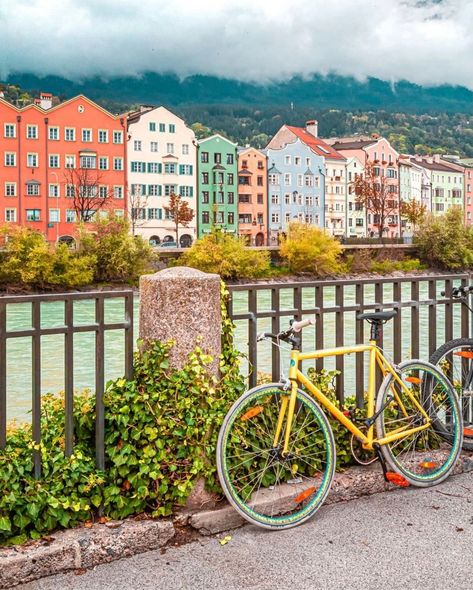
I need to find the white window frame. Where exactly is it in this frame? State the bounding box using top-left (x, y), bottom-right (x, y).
top-left (49, 154), bottom-right (60, 168)
top-left (48, 126), bottom-right (59, 141)
top-left (113, 185), bottom-right (124, 199)
top-left (5, 208), bottom-right (17, 222)
top-left (98, 129), bottom-right (108, 143)
top-left (113, 130), bottom-right (123, 144)
top-left (99, 156), bottom-right (109, 170)
top-left (48, 184), bottom-right (60, 198)
top-left (5, 182), bottom-right (16, 197)
top-left (65, 155), bottom-right (76, 169)
top-left (27, 153), bottom-right (38, 168)
top-left (49, 208), bottom-right (60, 223)
top-left (4, 123), bottom-right (16, 138)
top-left (150, 141), bottom-right (158, 153)
top-left (65, 127), bottom-right (76, 141)
top-left (5, 152), bottom-right (16, 167)
top-left (134, 140), bottom-right (142, 151)
top-left (26, 125), bottom-right (38, 139)
top-left (82, 128), bottom-right (92, 142)
top-left (113, 157), bottom-right (123, 171)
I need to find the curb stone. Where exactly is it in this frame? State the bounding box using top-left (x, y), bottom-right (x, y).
top-left (1, 453), bottom-right (471, 588)
top-left (0, 520), bottom-right (175, 589)
top-left (188, 453), bottom-right (473, 535)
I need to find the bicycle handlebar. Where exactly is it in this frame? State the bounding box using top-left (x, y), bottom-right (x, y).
top-left (440, 285), bottom-right (473, 299)
top-left (257, 317), bottom-right (316, 343)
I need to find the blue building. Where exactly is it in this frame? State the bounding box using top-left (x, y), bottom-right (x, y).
top-left (266, 138), bottom-right (325, 243)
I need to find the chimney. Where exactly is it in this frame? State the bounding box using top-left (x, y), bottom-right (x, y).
top-left (306, 120), bottom-right (318, 138)
top-left (433, 154), bottom-right (441, 163)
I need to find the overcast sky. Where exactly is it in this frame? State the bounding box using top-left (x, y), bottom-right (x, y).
top-left (0, 0), bottom-right (471, 88)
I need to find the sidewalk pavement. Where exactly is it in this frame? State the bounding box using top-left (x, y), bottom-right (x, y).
top-left (19, 471), bottom-right (473, 590)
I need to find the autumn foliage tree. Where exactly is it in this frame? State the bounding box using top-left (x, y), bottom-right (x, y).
top-left (64, 167), bottom-right (111, 222)
top-left (400, 199), bottom-right (427, 234)
top-left (351, 161), bottom-right (399, 239)
top-left (163, 193), bottom-right (195, 245)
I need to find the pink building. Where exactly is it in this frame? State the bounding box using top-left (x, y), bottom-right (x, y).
top-left (327, 136), bottom-right (400, 237)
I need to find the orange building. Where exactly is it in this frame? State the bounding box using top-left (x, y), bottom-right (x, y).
top-left (237, 147), bottom-right (267, 246)
top-left (0, 95), bottom-right (127, 242)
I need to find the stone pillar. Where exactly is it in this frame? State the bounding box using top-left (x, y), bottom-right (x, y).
top-left (139, 267), bottom-right (221, 374)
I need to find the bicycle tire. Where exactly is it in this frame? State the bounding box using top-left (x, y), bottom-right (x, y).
top-left (217, 383), bottom-right (336, 530)
top-left (430, 337), bottom-right (473, 451)
top-left (375, 360), bottom-right (463, 487)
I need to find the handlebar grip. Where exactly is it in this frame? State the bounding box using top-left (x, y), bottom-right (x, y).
top-left (292, 318), bottom-right (315, 333)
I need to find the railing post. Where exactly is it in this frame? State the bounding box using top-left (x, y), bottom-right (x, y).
top-left (139, 267), bottom-right (222, 375)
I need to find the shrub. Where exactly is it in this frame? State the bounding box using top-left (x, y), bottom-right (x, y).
top-left (370, 258), bottom-right (424, 274)
top-left (279, 222), bottom-right (343, 275)
top-left (78, 215), bottom-right (154, 283)
top-left (180, 229), bottom-right (270, 279)
top-left (0, 226), bottom-right (96, 289)
top-left (414, 208), bottom-right (473, 269)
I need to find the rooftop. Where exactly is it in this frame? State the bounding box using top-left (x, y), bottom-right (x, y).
top-left (286, 126), bottom-right (345, 161)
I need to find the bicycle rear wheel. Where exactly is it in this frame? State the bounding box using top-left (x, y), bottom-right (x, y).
top-left (430, 338), bottom-right (473, 451)
top-left (375, 360), bottom-right (463, 487)
top-left (217, 384), bottom-right (336, 530)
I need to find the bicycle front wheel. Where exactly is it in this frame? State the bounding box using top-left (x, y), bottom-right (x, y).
top-left (375, 360), bottom-right (463, 487)
top-left (217, 384), bottom-right (336, 530)
top-left (430, 337), bottom-right (473, 451)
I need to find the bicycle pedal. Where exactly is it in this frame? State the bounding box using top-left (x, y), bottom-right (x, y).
top-left (386, 472), bottom-right (410, 487)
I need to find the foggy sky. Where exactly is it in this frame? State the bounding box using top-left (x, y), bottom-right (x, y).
top-left (0, 0), bottom-right (471, 88)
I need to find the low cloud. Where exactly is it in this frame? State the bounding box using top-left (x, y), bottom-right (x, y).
top-left (0, 0), bottom-right (472, 88)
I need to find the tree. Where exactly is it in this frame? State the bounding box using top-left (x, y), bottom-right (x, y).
top-left (128, 185), bottom-right (149, 235)
top-left (351, 161), bottom-right (399, 239)
top-left (163, 193), bottom-right (195, 245)
top-left (63, 167), bottom-right (112, 222)
top-left (400, 199), bottom-right (427, 234)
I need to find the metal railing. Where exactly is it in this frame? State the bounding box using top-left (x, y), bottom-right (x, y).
top-left (227, 274), bottom-right (471, 406)
top-left (0, 290), bottom-right (134, 476)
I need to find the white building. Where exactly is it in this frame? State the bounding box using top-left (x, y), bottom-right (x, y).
top-left (127, 106), bottom-right (197, 246)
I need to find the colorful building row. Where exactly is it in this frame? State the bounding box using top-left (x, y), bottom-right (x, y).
top-left (1, 93), bottom-right (472, 246)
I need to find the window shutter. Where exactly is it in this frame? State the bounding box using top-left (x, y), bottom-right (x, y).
top-left (158, 163), bottom-right (163, 173)
top-left (158, 185), bottom-right (162, 196)
top-left (179, 164), bottom-right (184, 175)
top-left (158, 208), bottom-right (162, 220)
top-left (141, 184), bottom-right (147, 196)
top-left (189, 186), bottom-right (193, 197)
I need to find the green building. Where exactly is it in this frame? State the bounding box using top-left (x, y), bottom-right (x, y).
top-left (197, 134), bottom-right (238, 237)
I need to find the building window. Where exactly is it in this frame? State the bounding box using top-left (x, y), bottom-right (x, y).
top-left (179, 164), bottom-right (193, 175)
top-left (166, 143), bottom-right (174, 154)
top-left (257, 194), bottom-right (264, 204)
top-left (284, 193), bottom-right (290, 204)
top-left (150, 141), bottom-right (158, 152)
top-left (26, 125), bottom-right (38, 139)
top-left (4, 123), bottom-right (16, 138)
top-left (147, 208), bottom-right (162, 220)
top-left (215, 211), bottom-right (224, 224)
top-left (201, 172), bottom-right (209, 184)
top-left (202, 211), bottom-right (210, 224)
top-left (99, 156), bottom-right (108, 170)
top-left (97, 129), bottom-right (108, 143)
top-left (49, 184), bottom-right (59, 198)
top-left (214, 152), bottom-right (222, 164)
top-left (284, 173), bottom-right (291, 186)
top-left (239, 194), bottom-right (251, 204)
top-left (271, 213), bottom-right (280, 223)
top-left (5, 183), bottom-right (16, 197)
top-left (26, 209), bottom-right (41, 221)
top-left (159, 123), bottom-right (165, 132)
top-left (226, 153), bottom-right (234, 165)
top-left (227, 173), bottom-right (234, 184)
top-left (113, 186), bottom-right (124, 199)
top-left (99, 186), bottom-right (108, 199)
top-left (164, 184), bottom-right (176, 196)
top-left (82, 129), bottom-right (92, 142)
top-left (148, 162), bottom-right (160, 173)
top-left (228, 212), bottom-right (235, 225)
top-left (49, 209), bottom-right (60, 223)
top-left (201, 151), bottom-right (209, 163)
top-left (181, 186), bottom-right (193, 197)
top-left (80, 155), bottom-right (97, 169)
top-left (27, 153), bottom-right (38, 167)
top-left (113, 157), bottom-right (123, 171)
top-left (202, 191), bottom-right (209, 204)
top-left (182, 144), bottom-right (189, 155)
top-left (5, 208), bottom-right (16, 222)
top-left (216, 191), bottom-right (224, 204)
top-left (49, 154), bottom-right (59, 168)
top-left (169, 124), bottom-right (176, 133)
top-left (271, 194), bottom-right (279, 204)
top-left (295, 157), bottom-right (301, 166)
top-left (134, 140), bottom-right (142, 151)
top-left (130, 161), bottom-right (146, 173)
top-left (66, 209), bottom-right (76, 223)
top-left (65, 127), bottom-right (76, 141)
top-left (164, 163), bottom-right (177, 174)
top-left (113, 130), bottom-right (123, 144)
top-left (268, 174), bottom-right (279, 186)
top-left (228, 192), bottom-right (234, 204)
top-left (66, 185), bottom-right (75, 198)
top-left (148, 185), bottom-right (161, 196)
top-left (47, 126), bottom-right (59, 141)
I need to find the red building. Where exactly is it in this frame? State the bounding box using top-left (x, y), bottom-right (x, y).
top-left (0, 95), bottom-right (127, 242)
top-left (237, 147), bottom-right (268, 245)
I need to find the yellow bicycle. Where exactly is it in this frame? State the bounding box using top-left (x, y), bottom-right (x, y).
top-left (217, 311), bottom-right (463, 529)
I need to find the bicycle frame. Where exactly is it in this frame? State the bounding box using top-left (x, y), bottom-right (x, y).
top-left (274, 340), bottom-right (432, 454)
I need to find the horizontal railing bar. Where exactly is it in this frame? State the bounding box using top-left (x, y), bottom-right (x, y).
top-left (0, 290), bottom-right (135, 305)
top-left (230, 298), bottom-right (462, 321)
top-left (5, 322), bottom-right (131, 338)
top-left (227, 274), bottom-right (470, 292)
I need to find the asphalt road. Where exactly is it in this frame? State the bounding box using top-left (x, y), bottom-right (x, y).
top-left (20, 471), bottom-right (473, 590)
